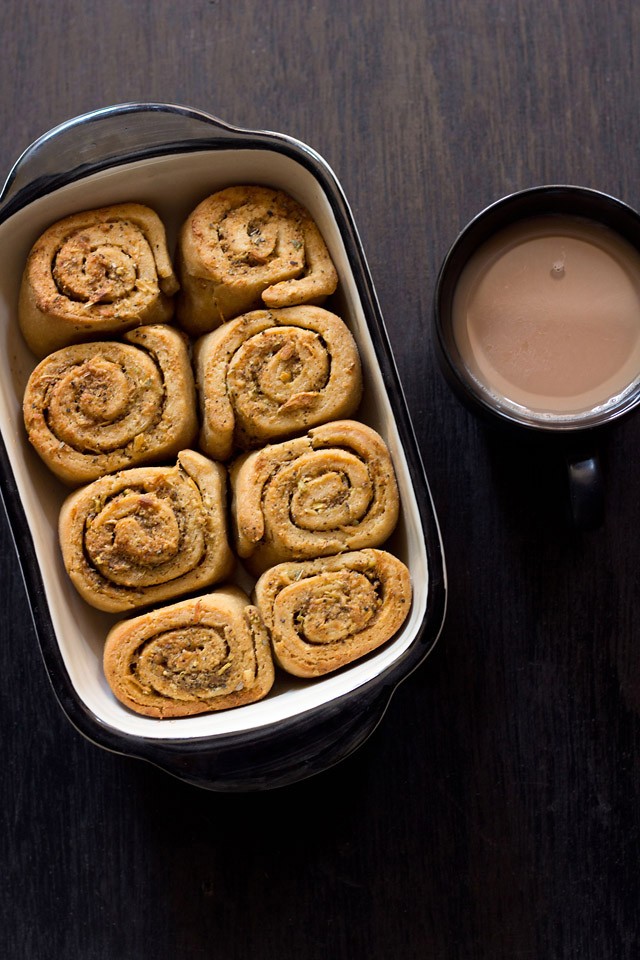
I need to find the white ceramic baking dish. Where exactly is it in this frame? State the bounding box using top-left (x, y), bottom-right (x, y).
top-left (0, 103), bottom-right (446, 790)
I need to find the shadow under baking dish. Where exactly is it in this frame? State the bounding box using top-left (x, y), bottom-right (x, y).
top-left (0, 109), bottom-right (446, 787)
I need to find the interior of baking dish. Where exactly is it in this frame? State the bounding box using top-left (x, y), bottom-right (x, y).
top-left (0, 147), bottom-right (432, 741)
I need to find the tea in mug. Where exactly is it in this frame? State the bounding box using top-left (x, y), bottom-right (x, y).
top-left (452, 215), bottom-right (640, 418)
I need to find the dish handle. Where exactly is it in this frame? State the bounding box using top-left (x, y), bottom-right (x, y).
top-left (130, 684), bottom-right (396, 792)
top-left (0, 102), bottom-right (257, 220)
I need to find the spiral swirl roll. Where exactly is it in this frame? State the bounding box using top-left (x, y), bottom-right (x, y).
top-left (59, 450), bottom-right (234, 612)
top-left (193, 305), bottom-right (362, 460)
top-left (23, 325), bottom-right (198, 485)
top-left (103, 587), bottom-right (274, 717)
top-left (254, 549), bottom-right (412, 677)
top-left (19, 203), bottom-right (179, 357)
top-left (230, 420), bottom-right (400, 575)
top-left (176, 185), bottom-right (338, 335)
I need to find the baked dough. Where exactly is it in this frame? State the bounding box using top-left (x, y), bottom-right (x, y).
top-left (230, 420), bottom-right (400, 574)
top-left (176, 185), bottom-right (338, 334)
top-left (254, 549), bottom-right (412, 677)
top-left (104, 587), bottom-right (274, 717)
top-left (19, 203), bottom-right (178, 357)
top-left (59, 449), bottom-right (234, 612)
top-left (193, 305), bottom-right (362, 460)
top-left (23, 325), bottom-right (197, 485)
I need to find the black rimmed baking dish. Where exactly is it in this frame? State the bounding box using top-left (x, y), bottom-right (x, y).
top-left (0, 103), bottom-right (446, 791)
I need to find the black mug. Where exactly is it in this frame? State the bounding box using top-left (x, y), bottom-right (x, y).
top-left (434, 185), bottom-right (640, 529)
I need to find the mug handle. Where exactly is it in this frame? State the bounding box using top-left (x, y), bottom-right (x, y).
top-left (566, 450), bottom-right (604, 530)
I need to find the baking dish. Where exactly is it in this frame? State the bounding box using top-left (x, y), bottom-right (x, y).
top-left (0, 103), bottom-right (446, 790)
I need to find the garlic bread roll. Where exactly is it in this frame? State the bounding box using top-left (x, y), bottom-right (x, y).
top-left (254, 550), bottom-right (412, 677)
top-left (104, 587), bottom-right (274, 718)
top-left (59, 450), bottom-right (234, 612)
top-left (193, 306), bottom-right (362, 460)
top-left (230, 420), bottom-right (400, 575)
top-left (23, 325), bottom-right (197, 485)
top-left (176, 185), bottom-right (338, 334)
top-left (19, 203), bottom-right (178, 357)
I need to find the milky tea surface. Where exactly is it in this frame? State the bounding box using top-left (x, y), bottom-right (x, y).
top-left (452, 215), bottom-right (640, 417)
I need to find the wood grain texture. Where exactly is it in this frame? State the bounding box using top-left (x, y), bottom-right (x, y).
top-left (1, 1), bottom-right (640, 958)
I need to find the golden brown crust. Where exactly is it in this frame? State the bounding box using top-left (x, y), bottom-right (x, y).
top-left (19, 203), bottom-right (178, 357)
top-left (23, 325), bottom-right (197, 485)
top-left (59, 449), bottom-right (234, 612)
top-left (193, 305), bottom-right (362, 460)
top-left (230, 420), bottom-right (400, 575)
top-left (103, 587), bottom-right (274, 717)
top-left (176, 185), bottom-right (338, 334)
top-left (254, 549), bottom-right (412, 677)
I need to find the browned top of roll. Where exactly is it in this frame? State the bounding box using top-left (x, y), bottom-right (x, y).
top-left (19, 203), bottom-right (178, 356)
top-left (59, 449), bottom-right (234, 612)
top-left (254, 549), bottom-right (412, 677)
top-left (193, 305), bottom-right (362, 460)
top-left (176, 185), bottom-right (338, 333)
top-left (23, 325), bottom-right (197, 485)
top-left (103, 587), bottom-right (274, 717)
top-left (230, 420), bottom-right (400, 574)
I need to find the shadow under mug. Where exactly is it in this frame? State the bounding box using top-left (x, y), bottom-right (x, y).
top-left (433, 184), bottom-right (640, 529)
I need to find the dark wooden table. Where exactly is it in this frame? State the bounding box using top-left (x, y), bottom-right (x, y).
top-left (2, 1), bottom-right (639, 957)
